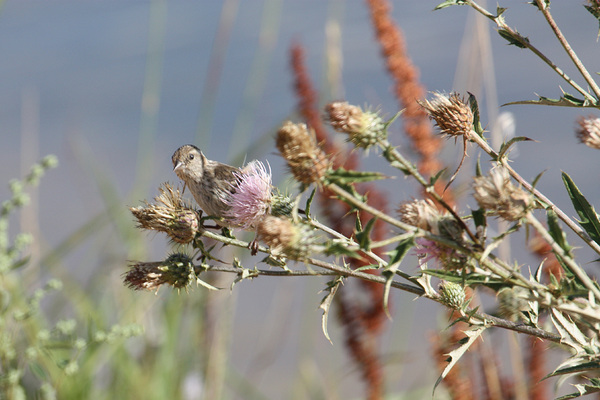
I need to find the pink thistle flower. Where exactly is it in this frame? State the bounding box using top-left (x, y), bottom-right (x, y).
top-left (224, 160), bottom-right (273, 229)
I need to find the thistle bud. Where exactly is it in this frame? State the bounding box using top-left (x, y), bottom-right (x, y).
top-left (130, 183), bottom-right (199, 244)
top-left (576, 116), bottom-right (600, 149)
top-left (438, 281), bottom-right (466, 309)
top-left (124, 252), bottom-right (195, 291)
top-left (276, 121), bottom-right (330, 185)
top-left (419, 92), bottom-right (473, 138)
top-left (473, 167), bottom-right (533, 221)
top-left (325, 102), bottom-right (386, 149)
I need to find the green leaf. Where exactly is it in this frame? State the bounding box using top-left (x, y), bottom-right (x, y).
top-left (497, 28), bottom-right (530, 48)
top-left (324, 241), bottom-right (363, 259)
top-left (305, 188), bottom-right (316, 217)
top-left (325, 168), bottom-right (388, 185)
top-left (545, 360), bottom-right (600, 379)
top-left (504, 94), bottom-right (594, 108)
top-left (551, 309), bottom-right (589, 354)
top-left (423, 269), bottom-right (510, 291)
top-left (355, 217), bottom-right (377, 251)
top-left (433, 326), bottom-right (486, 395)
top-left (562, 172), bottom-right (600, 245)
top-left (429, 169), bottom-right (447, 186)
top-left (547, 209), bottom-right (573, 256)
top-left (555, 379), bottom-right (600, 400)
top-left (467, 92), bottom-right (484, 137)
top-left (433, 0), bottom-right (468, 10)
top-left (584, 4), bottom-right (600, 39)
top-left (382, 238), bottom-right (415, 317)
top-left (319, 277), bottom-right (344, 344)
top-left (471, 208), bottom-right (486, 235)
top-left (497, 136), bottom-right (535, 161)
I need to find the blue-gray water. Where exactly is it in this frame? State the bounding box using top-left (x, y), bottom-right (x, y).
top-left (1, 1), bottom-right (599, 398)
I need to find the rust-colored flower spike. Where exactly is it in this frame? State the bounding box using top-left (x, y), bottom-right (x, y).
top-left (123, 253), bottom-right (195, 292)
top-left (473, 167), bottom-right (534, 221)
top-left (276, 121), bottom-right (329, 185)
top-left (576, 115), bottom-right (600, 149)
top-left (419, 92), bottom-right (474, 138)
top-left (325, 102), bottom-right (386, 149)
top-left (256, 215), bottom-right (316, 260)
top-left (130, 183), bottom-right (199, 244)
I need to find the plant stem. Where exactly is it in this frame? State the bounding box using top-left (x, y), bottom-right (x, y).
top-left (534, 0), bottom-right (600, 100)
top-left (377, 139), bottom-right (480, 245)
top-left (526, 213), bottom-right (600, 301)
top-left (468, 132), bottom-right (600, 257)
top-left (467, 0), bottom-right (596, 103)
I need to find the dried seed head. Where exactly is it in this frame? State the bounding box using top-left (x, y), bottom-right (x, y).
top-left (397, 199), bottom-right (463, 241)
top-left (576, 116), bottom-right (600, 149)
top-left (438, 281), bottom-right (466, 309)
top-left (123, 253), bottom-right (195, 292)
top-left (256, 216), bottom-right (316, 260)
top-left (397, 199), bottom-right (441, 232)
top-left (224, 160), bottom-right (273, 229)
top-left (419, 92), bottom-right (473, 137)
top-left (473, 167), bottom-right (533, 221)
top-left (130, 183), bottom-right (199, 243)
top-left (325, 102), bottom-right (386, 149)
top-left (276, 121), bottom-right (330, 185)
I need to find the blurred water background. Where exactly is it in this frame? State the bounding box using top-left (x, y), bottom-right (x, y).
top-left (0, 0), bottom-right (599, 398)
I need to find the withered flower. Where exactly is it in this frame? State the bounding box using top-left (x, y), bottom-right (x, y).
top-left (473, 167), bottom-right (533, 221)
top-left (275, 121), bottom-right (330, 185)
top-left (130, 183), bottom-right (199, 244)
top-left (419, 92), bottom-right (473, 138)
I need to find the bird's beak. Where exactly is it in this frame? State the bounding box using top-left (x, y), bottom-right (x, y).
top-left (173, 161), bottom-right (183, 172)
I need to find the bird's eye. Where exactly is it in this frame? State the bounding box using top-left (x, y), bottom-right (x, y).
top-left (188, 154), bottom-right (195, 160)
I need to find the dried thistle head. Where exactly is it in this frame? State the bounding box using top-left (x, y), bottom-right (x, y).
top-left (275, 121), bottom-right (330, 185)
top-left (397, 199), bottom-right (463, 241)
top-left (256, 216), bottom-right (317, 260)
top-left (473, 167), bottom-right (533, 221)
top-left (324, 101), bottom-right (386, 149)
top-left (130, 183), bottom-right (199, 244)
top-left (123, 253), bottom-right (195, 292)
top-left (419, 92), bottom-right (473, 138)
top-left (576, 116), bottom-right (600, 150)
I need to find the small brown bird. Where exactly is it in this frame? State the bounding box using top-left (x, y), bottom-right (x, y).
top-left (172, 144), bottom-right (240, 224)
